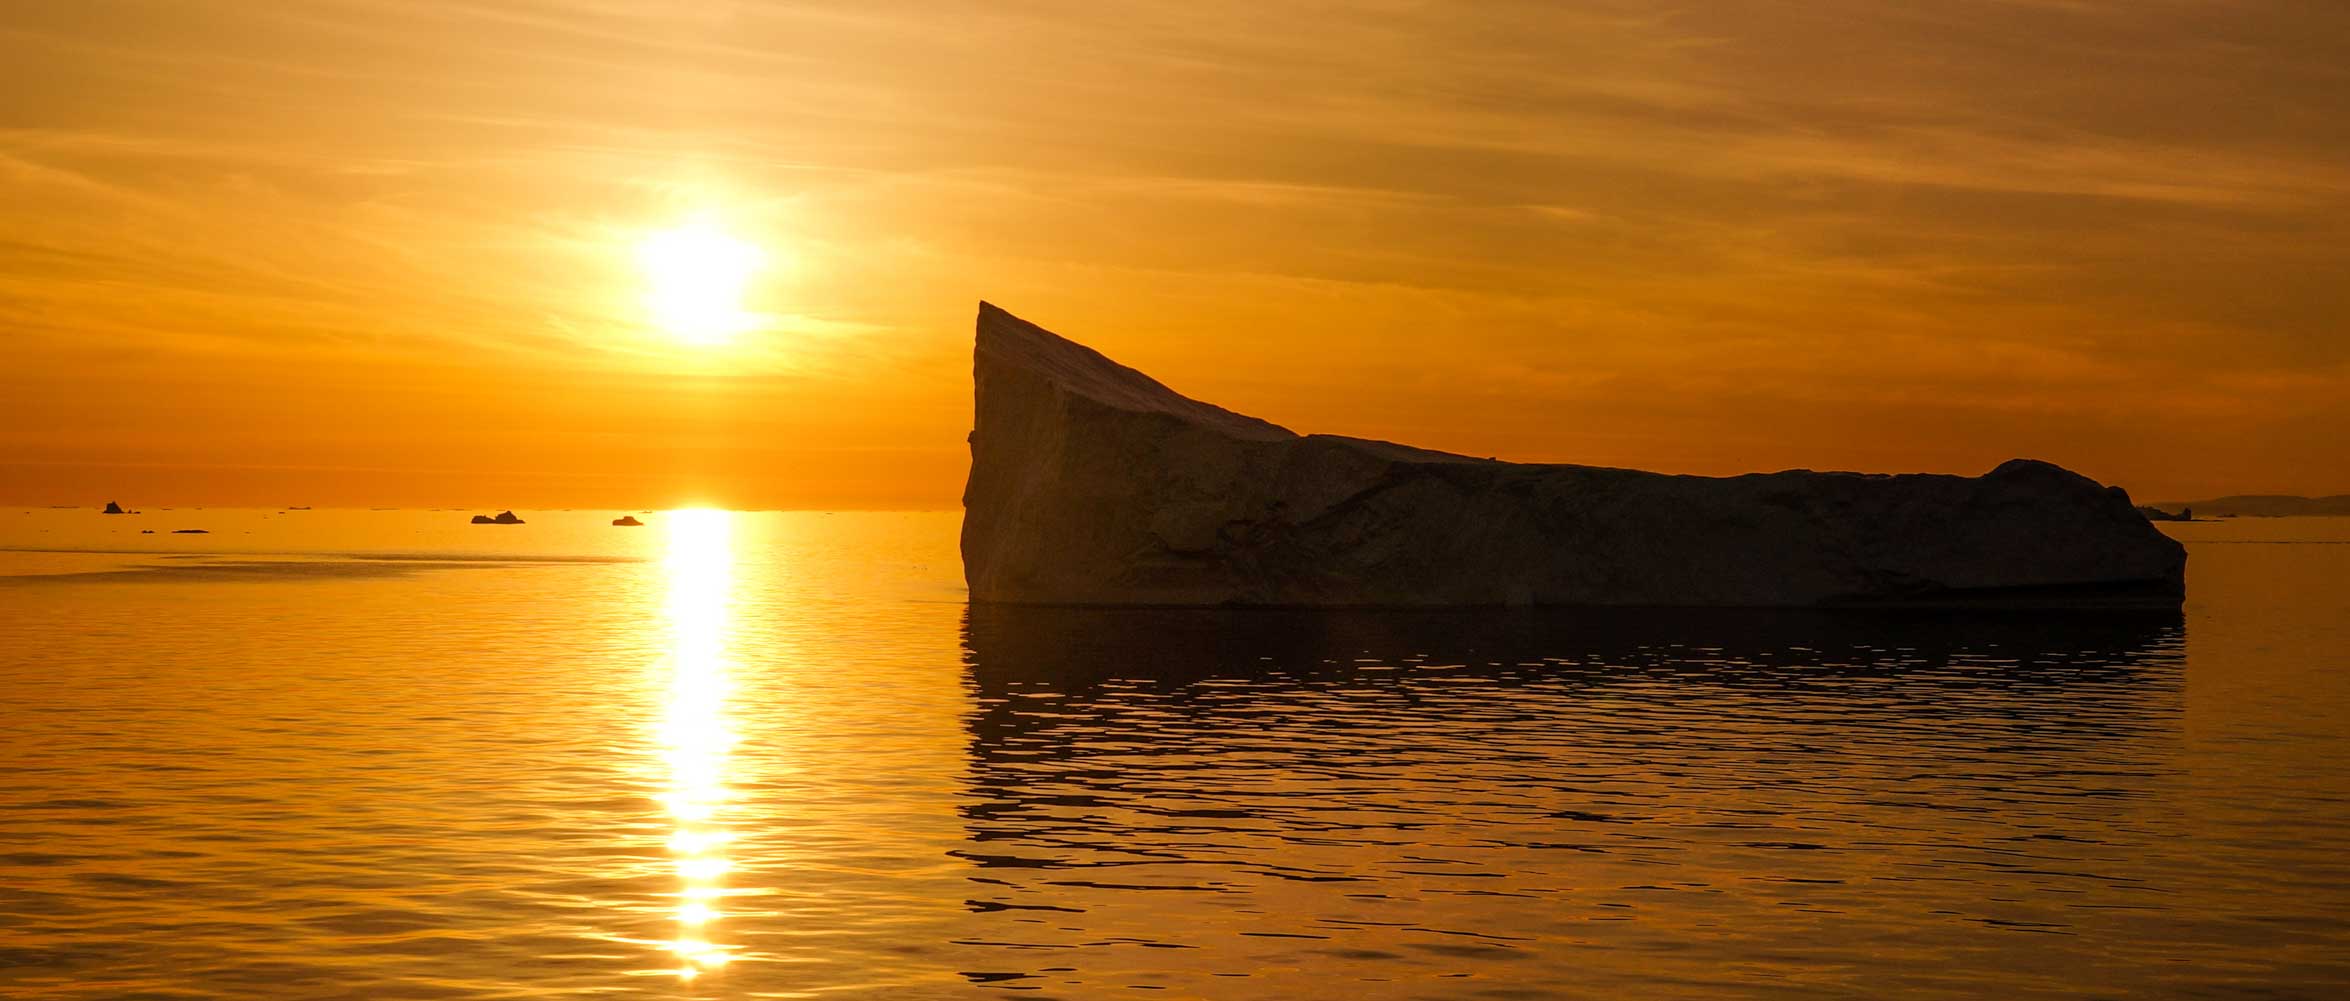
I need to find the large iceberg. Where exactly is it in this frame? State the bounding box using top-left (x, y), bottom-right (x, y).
top-left (961, 303), bottom-right (2184, 608)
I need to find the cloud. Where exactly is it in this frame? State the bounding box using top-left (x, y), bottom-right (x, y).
top-left (0, 0), bottom-right (2343, 503)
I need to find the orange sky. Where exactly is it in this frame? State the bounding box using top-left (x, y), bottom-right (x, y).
top-left (3, 2), bottom-right (2345, 509)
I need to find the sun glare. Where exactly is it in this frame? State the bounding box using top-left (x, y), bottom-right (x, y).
top-left (657, 507), bottom-right (739, 978)
top-left (637, 221), bottom-right (764, 345)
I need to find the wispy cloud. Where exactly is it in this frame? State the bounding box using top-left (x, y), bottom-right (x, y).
top-left (1, 0), bottom-right (2343, 503)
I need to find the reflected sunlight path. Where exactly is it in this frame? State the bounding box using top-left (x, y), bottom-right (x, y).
top-left (657, 509), bottom-right (738, 980)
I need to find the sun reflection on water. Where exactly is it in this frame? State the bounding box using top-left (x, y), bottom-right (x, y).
top-left (657, 508), bottom-right (738, 979)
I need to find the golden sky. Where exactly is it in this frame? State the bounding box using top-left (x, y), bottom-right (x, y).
top-left (3, 1), bottom-right (2345, 508)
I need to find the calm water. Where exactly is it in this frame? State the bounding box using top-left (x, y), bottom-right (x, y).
top-left (1, 509), bottom-right (2345, 999)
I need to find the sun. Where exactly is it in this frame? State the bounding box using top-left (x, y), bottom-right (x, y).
top-left (637, 220), bottom-right (765, 345)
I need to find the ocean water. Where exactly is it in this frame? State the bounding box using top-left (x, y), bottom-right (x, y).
top-left (1, 508), bottom-right (2345, 999)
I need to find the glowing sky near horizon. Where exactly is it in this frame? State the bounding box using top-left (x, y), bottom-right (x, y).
top-left (1, 1), bottom-right (2344, 508)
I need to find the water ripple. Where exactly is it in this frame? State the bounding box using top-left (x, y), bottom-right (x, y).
top-left (0, 512), bottom-right (2345, 998)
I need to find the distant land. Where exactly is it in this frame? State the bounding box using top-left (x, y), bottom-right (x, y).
top-left (2145, 495), bottom-right (2350, 518)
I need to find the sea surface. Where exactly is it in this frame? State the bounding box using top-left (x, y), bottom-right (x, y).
top-left (1, 508), bottom-right (2345, 999)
